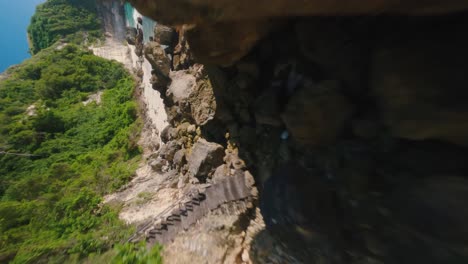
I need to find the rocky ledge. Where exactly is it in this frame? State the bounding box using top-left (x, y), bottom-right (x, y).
top-left (118, 1), bottom-right (468, 264)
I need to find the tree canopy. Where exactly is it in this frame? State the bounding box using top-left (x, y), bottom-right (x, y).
top-left (0, 43), bottom-right (140, 263)
top-left (28, 0), bottom-right (101, 54)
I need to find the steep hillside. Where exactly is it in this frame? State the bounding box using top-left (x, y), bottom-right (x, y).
top-left (0, 42), bottom-right (141, 264)
top-left (28, 0), bottom-right (101, 54)
top-left (0, 1), bottom-right (147, 263)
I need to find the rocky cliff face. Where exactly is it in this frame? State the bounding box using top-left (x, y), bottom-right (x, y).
top-left (96, 0), bottom-right (127, 40)
top-left (108, 1), bottom-right (468, 264)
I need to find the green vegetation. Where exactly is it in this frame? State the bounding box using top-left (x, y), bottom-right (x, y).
top-left (28, 0), bottom-right (101, 54)
top-left (111, 241), bottom-right (163, 264)
top-left (0, 43), bottom-right (142, 263)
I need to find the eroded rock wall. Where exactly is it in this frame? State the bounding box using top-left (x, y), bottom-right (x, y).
top-left (122, 1), bottom-right (468, 264)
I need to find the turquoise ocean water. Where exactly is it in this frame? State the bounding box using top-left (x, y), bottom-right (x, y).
top-left (124, 2), bottom-right (155, 43)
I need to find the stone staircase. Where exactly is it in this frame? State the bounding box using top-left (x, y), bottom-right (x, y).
top-left (128, 173), bottom-right (251, 245)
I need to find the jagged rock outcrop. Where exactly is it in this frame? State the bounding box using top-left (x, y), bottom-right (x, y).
top-left (125, 1), bottom-right (468, 263)
top-left (144, 42), bottom-right (171, 92)
top-left (165, 66), bottom-right (216, 125)
top-left (187, 139), bottom-right (224, 182)
top-left (128, 0), bottom-right (468, 64)
top-left (154, 24), bottom-right (177, 46)
top-left (128, 0), bottom-right (468, 22)
top-left (126, 27), bottom-right (137, 45)
top-left (150, 141), bottom-right (181, 172)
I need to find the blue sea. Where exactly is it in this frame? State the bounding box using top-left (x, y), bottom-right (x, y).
top-left (0, 0), bottom-right (45, 73)
top-left (0, 1), bottom-right (155, 73)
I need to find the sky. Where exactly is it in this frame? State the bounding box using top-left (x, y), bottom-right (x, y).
top-left (0, 0), bottom-right (45, 73)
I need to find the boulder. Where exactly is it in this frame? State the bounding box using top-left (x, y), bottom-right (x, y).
top-left (281, 80), bottom-right (354, 146)
top-left (188, 78), bottom-right (216, 125)
top-left (173, 149), bottom-right (186, 168)
top-left (187, 139), bottom-right (225, 181)
top-left (158, 140), bottom-right (181, 161)
top-left (154, 24), bottom-right (177, 47)
top-left (212, 164), bottom-right (229, 183)
top-left (150, 141), bottom-right (181, 172)
top-left (187, 124), bottom-right (196, 134)
top-left (149, 157), bottom-right (167, 173)
top-left (184, 21), bottom-right (274, 65)
top-left (167, 69), bottom-right (217, 125)
top-left (167, 70), bottom-right (196, 104)
top-left (144, 42), bottom-right (171, 91)
top-left (371, 19), bottom-right (468, 146)
top-left (126, 27), bottom-right (137, 45)
top-left (160, 126), bottom-right (177, 143)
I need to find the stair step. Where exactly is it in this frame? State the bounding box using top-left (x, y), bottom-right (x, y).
top-left (134, 174), bottom-right (251, 245)
top-left (149, 229), bottom-right (162, 235)
top-left (198, 193), bottom-right (207, 200)
top-left (168, 215), bottom-right (181, 221)
top-left (178, 209), bottom-right (188, 216)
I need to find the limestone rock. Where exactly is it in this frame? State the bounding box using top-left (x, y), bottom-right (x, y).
top-left (167, 69), bottom-right (217, 125)
top-left (371, 20), bottom-right (468, 146)
top-left (149, 157), bottom-right (166, 173)
top-left (176, 122), bottom-right (190, 135)
top-left (241, 249), bottom-right (250, 262)
top-left (187, 124), bottom-right (196, 134)
top-left (173, 149), bottom-right (186, 168)
top-left (184, 21), bottom-right (274, 65)
top-left (160, 126), bottom-right (177, 143)
top-left (126, 27), bottom-right (137, 45)
top-left (150, 141), bottom-right (181, 172)
top-left (281, 80), bottom-right (354, 146)
top-left (212, 164), bottom-right (229, 183)
top-left (187, 139), bottom-right (224, 181)
top-left (144, 42), bottom-right (171, 91)
top-left (225, 152), bottom-right (246, 170)
top-left (167, 71), bottom-right (196, 104)
top-left (158, 140), bottom-right (181, 161)
top-left (128, 0), bottom-right (468, 25)
top-left (154, 24), bottom-right (177, 47)
top-left (188, 78), bottom-right (216, 125)
top-left (129, 0), bottom-right (468, 66)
